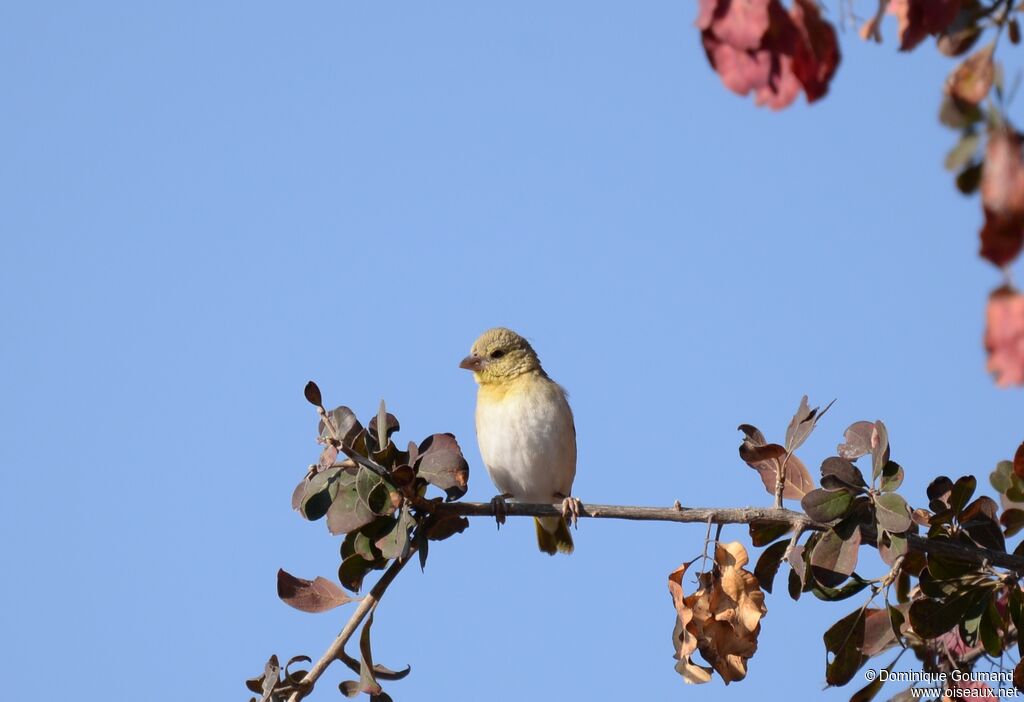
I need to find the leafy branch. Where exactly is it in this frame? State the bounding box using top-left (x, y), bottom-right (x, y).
top-left (433, 501), bottom-right (1024, 571)
top-left (248, 385), bottom-right (1024, 702)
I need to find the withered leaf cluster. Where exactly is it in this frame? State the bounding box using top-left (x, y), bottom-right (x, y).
top-left (669, 542), bottom-right (767, 685)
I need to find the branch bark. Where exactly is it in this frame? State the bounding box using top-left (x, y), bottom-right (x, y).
top-left (434, 501), bottom-right (1024, 572)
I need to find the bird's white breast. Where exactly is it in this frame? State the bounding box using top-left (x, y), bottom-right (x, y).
top-left (475, 378), bottom-right (576, 502)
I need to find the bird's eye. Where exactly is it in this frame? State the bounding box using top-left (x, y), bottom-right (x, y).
top-left (490, 350), bottom-right (506, 359)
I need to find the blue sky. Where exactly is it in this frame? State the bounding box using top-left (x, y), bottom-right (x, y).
top-left (2, 2), bottom-right (1022, 700)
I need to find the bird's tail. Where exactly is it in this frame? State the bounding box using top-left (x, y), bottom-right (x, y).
top-left (535, 516), bottom-right (574, 555)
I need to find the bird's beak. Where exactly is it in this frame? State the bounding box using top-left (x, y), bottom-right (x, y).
top-left (459, 354), bottom-right (485, 372)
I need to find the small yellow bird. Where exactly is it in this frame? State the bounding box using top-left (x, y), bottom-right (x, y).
top-left (459, 327), bottom-right (580, 555)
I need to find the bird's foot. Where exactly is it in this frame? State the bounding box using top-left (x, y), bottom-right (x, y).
top-left (557, 494), bottom-right (583, 529)
top-left (490, 493), bottom-right (511, 529)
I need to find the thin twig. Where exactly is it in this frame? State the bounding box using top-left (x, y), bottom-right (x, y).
top-left (774, 453), bottom-right (792, 509)
top-left (286, 553), bottom-right (413, 702)
top-left (783, 520), bottom-right (808, 562)
top-left (433, 501), bottom-right (1024, 571)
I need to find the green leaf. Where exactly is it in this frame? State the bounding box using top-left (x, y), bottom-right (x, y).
top-left (870, 421), bottom-right (889, 483)
top-left (801, 488), bottom-right (855, 522)
top-left (749, 520), bottom-right (792, 547)
top-left (809, 574), bottom-right (871, 602)
top-left (944, 131), bottom-right (981, 172)
top-left (823, 608), bottom-right (867, 686)
top-left (1011, 586), bottom-right (1024, 657)
top-left (1003, 509), bottom-right (1024, 537)
top-left (754, 540), bottom-right (790, 594)
top-left (909, 589), bottom-right (988, 638)
top-left (810, 527), bottom-right (861, 588)
top-left (299, 467), bottom-right (342, 521)
top-left (353, 528), bottom-right (382, 562)
top-left (319, 406), bottom-right (363, 446)
top-left (939, 93), bottom-right (983, 128)
top-left (788, 568), bottom-right (802, 601)
top-left (873, 493), bottom-right (911, 533)
top-left (358, 613), bottom-right (382, 695)
top-left (991, 460), bottom-right (1014, 494)
top-left (375, 400), bottom-right (387, 451)
top-left (327, 471), bottom-right (377, 535)
top-left (980, 596), bottom-right (1003, 657)
top-left (887, 604), bottom-right (905, 643)
top-left (357, 468), bottom-right (394, 516)
top-left (819, 456), bottom-right (868, 492)
top-left (961, 515), bottom-right (1006, 552)
top-left (847, 671), bottom-right (883, 702)
top-left (879, 532), bottom-right (908, 566)
top-left (376, 507), bottom-right (415, 560)
top-left (960, 595), bottom-right (985, 645)
top-left (949, 475), bottom-right (977, 517)
top-left (879, 461), bottom-right (904, 493)
top-left (849, 657), bottom-right (898, 702)
top-left (925, 552), bottom-right (976, 581)
top-left (338, 553), bottom-right (378, 593)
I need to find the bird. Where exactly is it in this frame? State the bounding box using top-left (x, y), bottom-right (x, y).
top-left (459, 327), bottom-right (580, 555)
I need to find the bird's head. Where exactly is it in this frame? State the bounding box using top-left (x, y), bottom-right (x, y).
top-left (459, 327), bottom-right (542, 384)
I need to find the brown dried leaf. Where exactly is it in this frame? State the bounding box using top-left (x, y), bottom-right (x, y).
top-left (277, 569), bottom-right (356, 613)
top-left (946, 43), bottom-right (994, 104)
top-left (668, 543), bottom-right (767, 686)
top-left (738, 427), bottom-right (813, 500)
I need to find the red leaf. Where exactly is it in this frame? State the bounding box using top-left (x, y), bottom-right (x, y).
top-left (985, 286), bottom-right (1024, 387)
top-left (1014, 442), bottom-right (1024, 479)
top-left (277, 569), bottom-right (356, 613)
top-left (979, 211), bottom-right (1024, 268)
top-left (699, 0), bottom-right (839, 110)
top-left (702, 36), bottom-right (773, 96)
top-left (707, 0), bottom-right (772, 50)
top-left (696, 0), bottom-right (718, 30)
top-left (889, 0), bottom-right (961, 51)
top-left (790, 0), bottom-right (841, 103)
top-left (982, 129), bottom-right (1024, 220)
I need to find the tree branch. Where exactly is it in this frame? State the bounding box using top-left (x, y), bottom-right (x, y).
top-left (434, 501), bottom-right (1024, 571)
top-left (286, 553), bottom-right (413, 702)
